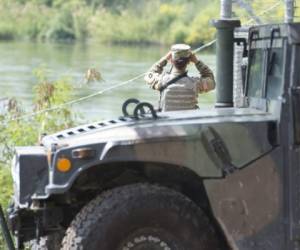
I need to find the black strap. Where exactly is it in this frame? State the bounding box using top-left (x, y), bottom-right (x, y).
top-left (159, 72), bottom-right (187, 92)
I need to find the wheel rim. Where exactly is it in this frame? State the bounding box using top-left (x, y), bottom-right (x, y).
top-left (118, 228), bottom-right (182, 250)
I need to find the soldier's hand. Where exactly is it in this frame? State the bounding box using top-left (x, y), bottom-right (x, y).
top-left (165, 51), bottom-right (172, 62)
top-left (190, 53), bottom-right (199, 64)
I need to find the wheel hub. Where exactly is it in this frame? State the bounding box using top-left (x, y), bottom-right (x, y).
top-left (119, 228), bottom-right (179, 250)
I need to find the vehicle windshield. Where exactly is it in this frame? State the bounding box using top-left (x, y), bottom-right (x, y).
top-left (247, 49), bottom-right (264, 98)
top-left (246, 42), bottom-right (284, 100)
top-left (266, 48), bottom-right (284, 99)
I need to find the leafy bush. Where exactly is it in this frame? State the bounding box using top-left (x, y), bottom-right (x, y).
top-left (73, 6), bottom-right (92, 40)
top-left (185, 3), bottom-right (217, 45)
top-left (0, 67), bottom-right (77, 163)
top-left (155, 3), bottom-right (184, 31)
top-left (89, 10), bottom-right (155, 44)
top-left (0, 22), bottom-right (16, 40)
top-left (18, 3), bottom-right (50, 40)
top-left (0, 0), bottom-right (219, 44)
top-left (0, 0), bottom-right (288, 44)
top-left (45, 8), bottom-right (76, 40)
top-left (0, 2), bottom-right (19, 40)
top-left (168, 22), bottom-right (188, 44)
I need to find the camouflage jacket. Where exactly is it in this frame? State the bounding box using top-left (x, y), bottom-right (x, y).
top-left (144, 56), bottom-right (215, 111)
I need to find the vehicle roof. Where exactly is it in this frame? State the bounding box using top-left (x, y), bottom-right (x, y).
top-left (248, 22), bottom-right (300, 44)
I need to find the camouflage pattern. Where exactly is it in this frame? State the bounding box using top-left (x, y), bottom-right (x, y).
top-left (144, 51), bottom-right (215, 111)
top-left (170, 44), bottom-right (192, 60)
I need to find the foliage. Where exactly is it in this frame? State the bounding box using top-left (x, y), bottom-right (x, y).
top-left (0, 165), bottom-right (12, 250)
top-left (156, 3), bottom-right (184, 30)
top-left (89, 10), bottom-right (154, 44)
top-left (185, 3), bottom-right (218, 46)
top-left (46, 8), bottom-right (76, 40)
top-left (18, 3), bottom-right (50, 40)
top-left (0, 22), bottom-right (16, 40)
top-left (0, 67), bottom-right (77, 163)
top-left (0, 0), bottom-right (289, 45)
top-left (0, 166), bottom-right (12, 209)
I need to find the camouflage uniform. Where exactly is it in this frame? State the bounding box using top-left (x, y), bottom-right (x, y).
top-left (144, 44), bottom-right (215, 111)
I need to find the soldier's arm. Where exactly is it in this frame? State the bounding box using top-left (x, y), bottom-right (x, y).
top-left (144, 54), bottom-right (170, 90)
top-left (190, 54), bottom-right (215, 93)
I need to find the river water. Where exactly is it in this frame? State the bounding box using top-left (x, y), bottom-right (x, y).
top-left (0, 41), bottom-right (216, 121)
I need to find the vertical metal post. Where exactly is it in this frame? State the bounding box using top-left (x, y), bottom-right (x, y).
top-left (214, 0), bottom-right (240, 107)
top-left (0, 205), bottom-right (15, 250)
top-left (285, 0), bottom-right (295, 23)
top-left (220, 0), bottom-right (232, 19)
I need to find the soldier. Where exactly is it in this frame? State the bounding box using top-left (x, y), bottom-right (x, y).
top-left (144, 44), bottom-right (215, 111)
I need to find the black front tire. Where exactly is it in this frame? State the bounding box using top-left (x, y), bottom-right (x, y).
top-left (62, 184), bottom-right (223, 250)
top-left (29, 232), bottom-right (63, 250)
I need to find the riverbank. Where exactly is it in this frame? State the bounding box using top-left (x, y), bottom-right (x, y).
top-left (0, 0), bottom-right (216, 45)
top-left (0, 0), bottom-right (285, 45)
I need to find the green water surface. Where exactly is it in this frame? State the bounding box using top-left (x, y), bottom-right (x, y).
top-left (0, 41), bottom-right (216, 121)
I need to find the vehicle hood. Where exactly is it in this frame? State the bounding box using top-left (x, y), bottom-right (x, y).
top-left (42, 107), bottom-right (275, 149)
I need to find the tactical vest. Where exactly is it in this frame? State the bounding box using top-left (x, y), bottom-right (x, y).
top-left (160, 76), bottom-right (198, 111)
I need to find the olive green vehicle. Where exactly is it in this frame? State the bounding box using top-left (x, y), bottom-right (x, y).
top-left (3, 20), bottom-right (300, 250)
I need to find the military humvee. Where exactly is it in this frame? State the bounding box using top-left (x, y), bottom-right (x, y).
top-left (3, 21), bottom-right (300, 250)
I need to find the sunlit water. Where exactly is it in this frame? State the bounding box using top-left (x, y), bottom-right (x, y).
top-left (0, 41), bottom-right (216, 122)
